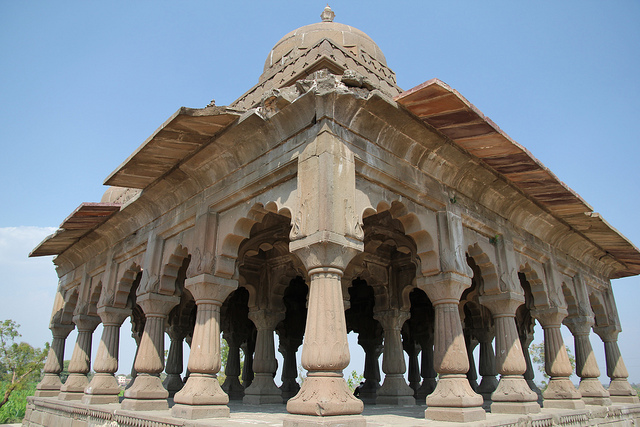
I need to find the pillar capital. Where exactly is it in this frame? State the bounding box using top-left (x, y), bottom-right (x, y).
top-left (248, 309), bottom-right (285, 331)
top-left (97, 306), bottom-right (130, 326)
top-left (290, 236), bottom-right (362, 274)
top-left (563, 315), bottom-right (594, 336)
top-left (416, 272), bottom-right (471, 304)
top-left (532, 307), bottom-right (567, 328)
top-left (136, 292), bottom-right (179, 317)
top-left (72, 314), bottom-right (101, 333)
top-left (184, 274), bottom-right (236, 304)
top-left (594, 325), bottom-right (620, 343)
top-left (373, 308), bottom-right (410, 331)
top-left (50, 323), bottom-right (75, 339)
top-left (479, 292), bottom-right (524, 317)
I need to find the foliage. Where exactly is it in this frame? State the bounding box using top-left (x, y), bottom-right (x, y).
top-left (345, 370), bottom-right (364, 393)
top-left (0, 320), bottom-right (48, 410)
top-left (529, 342), bottom-right (576, 391)
top-left (0, 381), bottom-right (36, 423)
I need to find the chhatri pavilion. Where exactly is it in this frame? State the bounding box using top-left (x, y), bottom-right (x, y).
top-left (26, 6), bottom-right (640, 426)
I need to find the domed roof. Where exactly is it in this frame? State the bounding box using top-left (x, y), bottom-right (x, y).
top-left (262, 6), bottom-right (387, 75)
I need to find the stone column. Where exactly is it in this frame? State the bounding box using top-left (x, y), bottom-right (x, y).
top-left (534, 308), bottom-right (585, 409)
top-left (416, 330), bottom-right (437, 401)
top-left (58, 315), bottom-right (101, 401)
top-left (172, 274), bottom-right (236, 419)
top-left (242, 331), bottom-right (256, 389)
top-left (473, 327), bottom-right (498, 409)
top-left (82, 307), bottom-right (129, 404)
top-left (405, 339), bottom-right (421, 395)
top-left (357, 336), bottom-right (382, 405)
top-left (374, 309), bottom-right (415, 405)
top-left (243, 309), bottom-right (285, 404)
top-left (417, 273), bottom-right (485, 422)
top-left (464, 331), bottom-right (479, 392)
top-left (595, 326), bottom-right (639, 404)
top-left (222, 331), bottom-right (245, 400)
top-left (122, 292), bottom-right (179, 411)
top-left (279, 336), bottom-right (303, 401)
top-left (563, 316), bottom-right (611, 405)
top-left (163, 324), bottom-right (188, 398)
top-left (35, 323), bottom-right (75, 397)
top-left (519, 324), bottom-right (543, 403)
top-left (286, 263), bottom-right (364, 416)
top-left (480, 295), bottom-right (540, 414)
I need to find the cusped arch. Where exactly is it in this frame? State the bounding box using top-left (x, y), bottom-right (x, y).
top-left (561, 282), bottom-right (579, 317)
top-left (217, 201), bottom-right (293, 279)
top-left (112, 263), bottom-right (142, 309)
top-left (86, 281), bottom-right (102, 317)
top-left (51, 286), bottom-right (79, 326)
top-left (589, 291), bottom-right (610, 329)
top-left (158, 245), bottom-right (191, 296)
top-left (360, 200), bottom-right (437, 277)
top-left (466, 243), bottom-right (500, 295)
top-left (518, 263), bottom-right (549, 309)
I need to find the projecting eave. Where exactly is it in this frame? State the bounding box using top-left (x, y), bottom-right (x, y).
top-left (29, 203), bottom-right (121, 257)
top-left (104, 106), bottom-right (244, 189)
top-left (395, 78), bottom-right (640, 279)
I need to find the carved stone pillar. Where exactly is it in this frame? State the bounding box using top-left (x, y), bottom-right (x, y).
top-left (404, 338), bottom-right (421, 395)
top-left (373, 309), bottom-right (414, 405)
top-left (222, 331), bottom-right (245, 400)
top-left (243, 309), bottom-right (285, 404)
top-left (415, 330), bottom-right (436, 401)
top-left (562, 316), bottom-right (611, 405)
top-left (417, 273), bottom-right (485, 422)
top-left (279, 336), bottom-right (303, 401)
top-left (464, 330), bottom-right (479, 392)
top-left (163, 324), bottom-right (188, 398)
top-left (82, 307), bottom-right (129, 404)
top-left (480, 295), bottom-right (540, 414)
top-left (534, 308), bottom-right (585, 409)
top-left (357, 336), bottom-right (382, 405)
top-left (122, 292), bottom-right (179, 411)
top-left (172, 274), bottom-right (236, 419)
top-left (473, 327), bottom-right (498, 409)
top-left (286, 262), bottom-right (364, 416)
top-left (35, 323), bottom-right (75, 397)
top-left (58, 315), bottom-right (101, 401)
top-left (518, 320), bottom-right (543, 404)
top-left (595, 326), bottom-right (640, 404)
top-left (242, 329), bottom-right (256, 389)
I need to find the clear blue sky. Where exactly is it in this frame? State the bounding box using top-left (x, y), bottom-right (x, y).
top-left (1, 2), bottom-right (638, 384)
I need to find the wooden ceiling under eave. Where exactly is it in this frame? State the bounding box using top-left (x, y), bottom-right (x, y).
top-left (29, 203), bottom-right (121, 257)
top-left (104, 106), bottom-right (244, 189)
top-left (395, 78), bottom-right (640, 279)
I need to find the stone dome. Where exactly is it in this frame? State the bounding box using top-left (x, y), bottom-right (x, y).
top-left (262, 6), bottom-right (387, 75)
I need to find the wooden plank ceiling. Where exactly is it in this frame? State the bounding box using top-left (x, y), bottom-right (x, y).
top-left (104, 106), bottom-right (243, 189)
top-left (395, 78), bottom-right (640, 279)
top-left (30, 203), bottom-right (121, 257)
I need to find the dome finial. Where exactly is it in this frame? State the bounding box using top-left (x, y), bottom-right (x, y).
top-left (321, 4), bottom-right (335, 22)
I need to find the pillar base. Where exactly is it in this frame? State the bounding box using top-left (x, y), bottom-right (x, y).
top-left (171, 403), bottom-right (230, 419)
top-left (416, 378), bottom-right (436, 403)
top-left (608, 378), bottom-right (640, 403)
top-left (424, 406), bottom-right (486, 422)
top-left (280, 379), bottom-right (301, 402)
top-left (83, 373), bottom-right (121, 399)
top-left (376, 375), bottom-right (415, 406)
top-left (162, 373), bottom-right (184, 398)
top-left (35, 374), bottom-right (62, 397)
top-left (222, 377), bottom-right (246, 400)
top-left (244, 373), bottom-right (283, 404)
top-left (58, 373), bottom-right (89, 400)
top-left (283, 414), bottom-right (366, 427)
top-left (578, 378), bottom-right (612, 406)
top-left (543, 377), bottom-right (585, 409)
top-left (174, 373), bottom-right (229, 405)
top-left (491, 401), bottom-right (540, 414)
top-left (81, 393), bottom-right (120, 404)
top-left (287, 372), bottom-right (364, 416)
top-left (122, 374), bottom-right (169, 410)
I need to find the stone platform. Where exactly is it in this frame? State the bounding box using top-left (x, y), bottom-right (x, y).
top-left (23, 397), bottom-right (640, 427)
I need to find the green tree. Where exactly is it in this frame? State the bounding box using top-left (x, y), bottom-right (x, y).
top-left (529, 342), bottom-right (576, 391)
top-left (0, 320), bottom-right (48, 411)
top-left (345, 370), bottom-right (364, 393)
